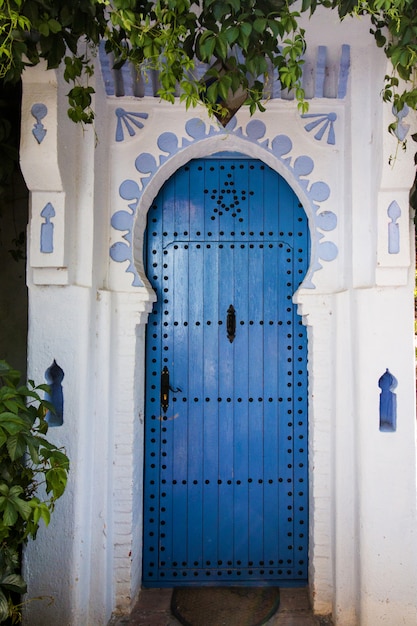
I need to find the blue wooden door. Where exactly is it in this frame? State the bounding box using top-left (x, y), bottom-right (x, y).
top-left (143, 156), bottom-right (309, 586)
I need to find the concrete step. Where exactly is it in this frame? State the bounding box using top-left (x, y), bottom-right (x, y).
top-left (109, 587), bottom-right (333, 626)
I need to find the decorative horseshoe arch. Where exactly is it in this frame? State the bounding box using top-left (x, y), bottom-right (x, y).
top-left (110, 117), bottom-right (338, 294)
top-left (106, 113), bottom-right (341, 602)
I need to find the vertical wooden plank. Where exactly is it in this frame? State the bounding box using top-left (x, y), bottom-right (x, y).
top-left (190, 162), bottom-right (206, 240)
top-left (201, 242), bottom-right (220, 570)
top-left (294, 197), bottom-right (310, 290)
top-left (247, 171), bottom-right (265, 568)
top-left (248, 161), bottom-right (265, 237)
top-left (171, 482), bottom-right (188, 572)
top-left (231, 230), bottom-right (249, 570)
top-left (204, 161), bottom-right (220, 240)
top-left (143, 192), bottom-right (164, 583)
top-left (293, 313), bottom-right (308, 580)
top-left (263, 166), bottom-right (279, 238)
top-left (262, 243), bottom-right (280, 564)
top-left (170, 241), bottom-right (188, 441)
top-left (158, 246), bottom-right (174, 576)
top-left (202, 163), bottom-right (225, 571)
top-left (293, 198), bottom-right (309, 579)
top-left (161, 176), bottom-right (175, 245)
top-left (166, 242), bottom-right (188, 572)
top-left (217, 233), bottom-right (236, 569)
top-left (174, 165), bottom-right (190, 241)
top-left (276, 239), bottom-right (293, 570)
top-left (187, 241), bottom-right (205, 570)
top-left (276, 174), bottom-right (298, 579)
top-left (184, 163), bottom-right (206, 574)
top-left (230, 159), bottom-right (249, 243)
top-left (278, 176), bottom-right (295, 243)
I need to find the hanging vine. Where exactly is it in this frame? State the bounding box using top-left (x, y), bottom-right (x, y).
top-left (0, 0), bottom-right (416, 120)
top-left (0, 0), bottom-right (416, 185)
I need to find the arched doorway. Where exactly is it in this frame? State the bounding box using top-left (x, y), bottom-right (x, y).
top-left (142, 154), bottom-right (310, 586)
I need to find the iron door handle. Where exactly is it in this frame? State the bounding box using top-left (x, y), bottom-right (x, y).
top-left (227, 304), bottom-right (236, 343)
top-left (161, 366), bottom-right (169, 413)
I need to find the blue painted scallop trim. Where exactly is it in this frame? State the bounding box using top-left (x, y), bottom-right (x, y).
top-left (110, 117), bottom-right (338, 288)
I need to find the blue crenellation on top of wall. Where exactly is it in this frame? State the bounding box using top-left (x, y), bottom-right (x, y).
top-left (98, 42), bottom-right (350, 101)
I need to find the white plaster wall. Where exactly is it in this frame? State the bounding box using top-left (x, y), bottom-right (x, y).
top-left (21, 64), bottom-right (120, 625)
top-left (23, 285), bottom-right (95, 623)
top-left (18, 7), bottom-right (417, 626)
top-left (353, 285), bottom-right (417, 624)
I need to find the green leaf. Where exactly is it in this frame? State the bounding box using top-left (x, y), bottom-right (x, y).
top-left (398, 64), bottom-right (412, 81)
top-left (0, 417), bottom-right (27, 435)
top-left (21, 389), bottom-right (42, 402)
top-left (48, 19), bottom-right (62, 34)
top-left (213, 2), bottom-right (228, 21)
top-left (0, 589), bottom-right (10, 622)
top-left (3, 502), bottom-right (18, 527)
top-left (253, 18), bottom-right (267, 33)
top-left (2, 400), bottom-right (18, 414)
top-left (45, 466), bottom-right (68, 498)
top-left (218, 75), bottom-right (232, 102)
top-left (9, 496), bottom-right (31, 522)
top-left (198, 30), bottom-right (217, 61)
top-left (6, 434), bottom-right (26, 461)
top-left (225, 26), bottom-right (239, 44)
top-left (30, 499), bottom-right (51, 527)
top-left (240, 22), bottom-right (252, 38)
top-left (26, 439), bottom-right (40, 464)
top-left (215, 33), bottom-right (228, 59)
top-left (36, 384), bottom-right (51, 393)
top-left (0, 573), bottom-right (27, 594)
top-left (0, 411), bottom-right (24, 422)
top-left (38, 22), bottom-right (50, 37)
top-left (0, 363), bottom-right (11, 377)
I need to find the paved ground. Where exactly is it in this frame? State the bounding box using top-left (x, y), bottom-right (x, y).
top-left (110, 587), bottom-right (334, 626)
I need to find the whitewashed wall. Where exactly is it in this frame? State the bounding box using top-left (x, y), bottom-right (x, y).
top-left (19, 9), bottom-right (417, 626)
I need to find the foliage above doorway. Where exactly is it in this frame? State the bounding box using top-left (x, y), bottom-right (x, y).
top-left (0, 0), bottom-right (416, 123)
top-left (0, 0), bottom-right (416, 202)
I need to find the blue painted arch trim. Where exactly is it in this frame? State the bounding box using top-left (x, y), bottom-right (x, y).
top-left (110, 117), bottom-right (338, 289)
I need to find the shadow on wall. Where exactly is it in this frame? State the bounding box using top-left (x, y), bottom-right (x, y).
top-left (0, 164), bottom-right (28, 376)
top-left (0, 80), bottom-right (29, 376)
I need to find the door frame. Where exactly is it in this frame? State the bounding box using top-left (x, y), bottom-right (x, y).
top-left (115, 131), bottom-right (338, 616)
